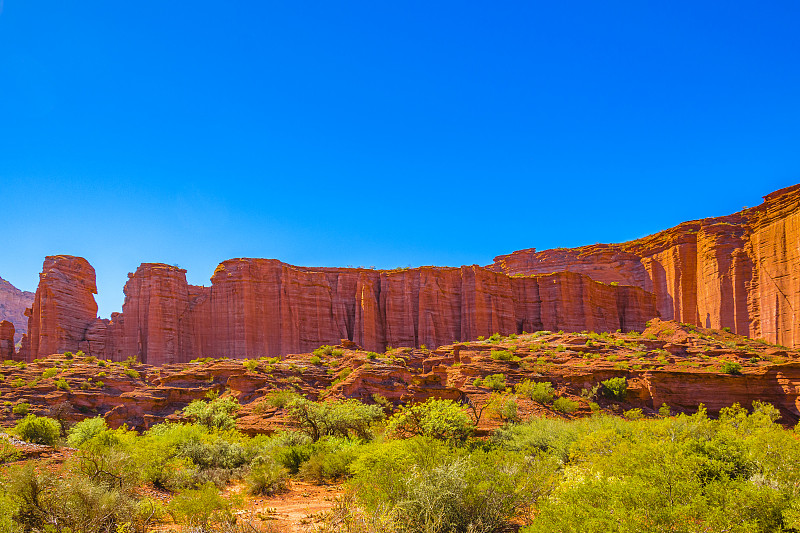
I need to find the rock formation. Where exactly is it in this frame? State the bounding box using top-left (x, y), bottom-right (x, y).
top-left (19, 256), bottom-right (98, 361)
top-left (0, 276), bottom-right (34, 343)
top-left (0, 320), bottom-right (14, 360)
top-left (17, 257), bottom-right (655, 364)
top-left (15, 184), bottom-right (800, 363)
top-left (489, 184), bottom-right (800, 347)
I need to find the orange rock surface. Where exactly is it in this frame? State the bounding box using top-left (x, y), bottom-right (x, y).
top-left (0, 320), bottom-right (14, 360)
top-left (490, 184), bottom-right (800, 347)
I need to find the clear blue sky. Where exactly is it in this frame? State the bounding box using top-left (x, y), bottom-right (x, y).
top-left (1, 1), bottom-right (798, 317)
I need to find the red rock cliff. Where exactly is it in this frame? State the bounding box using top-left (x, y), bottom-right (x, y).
top-left (17, 258), bottom-right (656, 364)
top-left (20, 255), bottom-right (99, 361)
top-left (0, 320), bottom-right (14, 360)
top-left (489, 184), bottom-right (800, 346)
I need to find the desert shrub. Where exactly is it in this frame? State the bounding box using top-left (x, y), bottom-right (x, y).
top-left (11, 403), bottom-right (29, 416)
top-left (246, 458), bottom-right (289, 495)
top-left (659, 403), bottom-right (672, 417)
top-left (490, 349), bottom-right (515, 361)
top-left (0, 439), bottom-right (20, 464)
top-left (310, 355), bottom-right (323, 365)
top-left (487, 393), bottom-right (520, 423)
top-left (517, 380), bottom-right (555, 404)
top-left (168, 482), bottom-right (235, 528)
top-left (10, 378), bottom-right (24, 388)
top-left (67, 416), bottom-right (109, 447)
top-left (298, 437), bottom-right (363, 483)
top-left (721, 360), bottom-right (743, 375)
top-left (14, 415), bottom-right (60, 445)
top-left (3, 462), bottom-right (156, 533)
top-left (54, 379), bottom-right (70, 391)
top-left (350, 438), bottom-right (558, 533)
top-left (242, 359), bottom-right (259, 372)
top-left (365, 351), bottom-right (380, 360)
top-left (124, 368), bottom-right (140, 379)
top-left (41, 368), bottom-right (58, 379)
top-left (553, 397), bottom-right (579, 414)
top-left (624, 408), bottom-right (644, 420)
top-left (601, 377), bottom-right (628, 400)
top-left (263, 389), bottom-right (301, 409)
top-left (386, 398), bottom-right (474, 441)
top-left (182, 396), bottom-right (240, 430)
top-left (482, 373), bottom-right (507, 391)
top-left (314, 345), bottom-right (336, 357)
top-left (64, 351), bottom-right (74, 359)
top-left (287, 398), bottom-right (384, 442)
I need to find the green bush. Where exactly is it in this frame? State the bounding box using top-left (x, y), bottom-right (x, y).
top-left (387, 398), bottom-right (474, 441)
top-left (298, 437), bottom-right (362, 483)
top-left (14, 415), bottom-right (61, 445)
top-left (242, 359), bottom-right (259, 372)
top-left (491, 349), bottom-right (515, 361)
top-left (287, 398), bottom-right (384, 442)
top-left (12, 402), bottom-right (30, 416)
top-left (263, 389), bottom-right (301, 409)
top-left (124, 368), bottom-right (140, 379)
top-left (67, 416), bottom-right (108, 447)
top-left (482, 373), bottom-right (507, 391)
top-left (721, 360), bottom-right (743, 375)
top-left (55, 379), bottom-right (70, 391)
top-left (350, 438), bottom-right (558, 533)
top-left (41, 368), bottom-right (58, 379)
top-left (310, 355), bottom-right (323, 365)
top-left (246, 459), bottom-right (289, 495)
top-left (553, 397), bottom-right (579, 414)
top-left (517, 380), bottom-right (555, 404)
top-left (182, 396), bottom-right (240, 430)
top-left (168, 482), bottom-right (234, 528)
top-left (601, 377), bottom-right (628, 400)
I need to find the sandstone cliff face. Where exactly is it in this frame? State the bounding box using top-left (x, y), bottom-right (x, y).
top-left (0, 276), bottom-right (34, 343)
top-left (21, 256), bottom-right (98, 361)
top-left (490, 184), bottom-right (800, 346)
top-left (0, 320), bottom-right (14, 360)
top-left (17, 257), bottom-right (655, 364)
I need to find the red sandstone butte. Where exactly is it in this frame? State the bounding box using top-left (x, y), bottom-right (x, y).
top-left (19, 256), bottom-right (98, 361)
top-left (489, 184), bottom-right (800, 347)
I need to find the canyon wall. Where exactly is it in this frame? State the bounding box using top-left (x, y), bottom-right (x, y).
top-left (17, 256), bottom-right (656, 364)
top-left (0, 276), bottom-right (34, 343)
top-left (490, 184), bottom-right (800, 347)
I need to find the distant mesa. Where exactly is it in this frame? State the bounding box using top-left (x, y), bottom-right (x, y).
top-left (0, 276), bottom-right (34, 343)
top-left (4, 183), bottom-right (800, 364)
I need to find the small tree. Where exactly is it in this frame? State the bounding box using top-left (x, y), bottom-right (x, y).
top-left (601, 377), bottom-right (628, 400)
top-left (387, 398), bottom-right (474, 441)
top-left (286, 398), bottom-right (384, 442)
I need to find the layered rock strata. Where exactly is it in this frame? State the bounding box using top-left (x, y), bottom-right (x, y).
top-left (490, 184), bottom-right (800, 347)
top-left (18, 257), bottom-right (655, 364)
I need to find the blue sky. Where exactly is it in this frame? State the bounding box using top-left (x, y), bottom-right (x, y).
top-left (1, 1), bottom-right (798, 317)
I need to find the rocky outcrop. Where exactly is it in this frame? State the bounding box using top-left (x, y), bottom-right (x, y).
top-left (0, 320), bottom-right (14, 360)
top-left (20, 256), bottom-right (99, 361)
top-left (0, 277), bottom-right (34, 343)
top-left (490, 184), bottom-right (800, 346)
